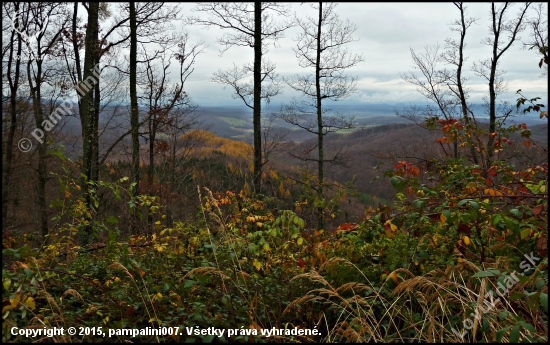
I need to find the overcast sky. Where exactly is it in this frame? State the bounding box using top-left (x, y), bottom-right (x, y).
top-left (171, 3), bottom-right (547, 110)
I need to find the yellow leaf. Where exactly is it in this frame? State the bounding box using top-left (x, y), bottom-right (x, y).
top-left (384, 220), bottom-right (397, 231)
top-left (297, 237), bottom-right (304, 245)
top-left (440, 213), bottom-right (447, 223)
top-left (10, 293), bottom-right (21, 309)
top-left (462, 236), bottom-right (471, 246)
top-left (263, 243), bottom-right (270, 252)
top-left (388, 272), bottom-right (399, 285)
top-left (3, 279), bottom-right (11, 291)
top-left (25, 296), bottom-right (36, 310)
top-left (253, 259), bottom-right (261, 271)
top-left (152, 234), bottom-right (157, 242)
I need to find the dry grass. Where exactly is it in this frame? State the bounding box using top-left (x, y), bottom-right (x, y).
top-left (285, 255), bottom-right (548, 342)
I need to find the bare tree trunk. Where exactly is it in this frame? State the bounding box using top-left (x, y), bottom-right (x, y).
top-left (79, 1), bottom-right (99, 246)
top-left (3, 3), bottom-right (22, 226)
top-left (28, 60), bottom-right (48, 238)
top-left (483, 2), bottom-right (530, 172)
top-left (315, 2), bottom-right (324, 231)
top-left (148, 115), bottom-right (155, 231)
top-left (454, 3), bottom-right (479, 164)
top-left (130, 1), bottom-right (140, 233)
top-left (253, 2), bottom-right (262, 193)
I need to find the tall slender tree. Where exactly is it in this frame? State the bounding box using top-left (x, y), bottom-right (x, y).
top-left (79, 1), bottom-right (100, 245)
top-left (2, 2), bottom-right (24, 227)
top-left (401, 2), bottom-right (531, 172)
top-left (141, 33), bottom-right (203, 231)
top-left (17, 2), bottom-right (70, 238)
top-left (188, 3), bottom-right (291, 193)
top-left (472, 2), bottom-right (531, 170)
top-left (129, 2), bottom-right (139, 201)
top-left (280, 2), bottom-right (363, 230)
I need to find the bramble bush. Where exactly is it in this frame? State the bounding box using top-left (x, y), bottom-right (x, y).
top-left (2, 114), bottom-right (547, 342)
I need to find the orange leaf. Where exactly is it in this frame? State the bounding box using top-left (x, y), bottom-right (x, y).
top-left (484, 188), bottom-right (503, 197)
top-left (532, 204), bottom-right (544, 216)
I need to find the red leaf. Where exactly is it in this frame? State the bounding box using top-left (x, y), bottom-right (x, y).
top-left (485, 177), bottom-right (492, 186)
top-left (457, 223), bottom-right (472, 235)
top-left (296, 258), bottom-right (306, 268)
top-left (518, 185), bottom-right (528, 194)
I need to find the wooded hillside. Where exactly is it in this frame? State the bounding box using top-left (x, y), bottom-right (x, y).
top-left (2, 2), bottom-right (548, 343)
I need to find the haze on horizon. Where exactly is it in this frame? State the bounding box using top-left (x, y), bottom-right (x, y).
top-left (172, 2), bottom-right (547, 108)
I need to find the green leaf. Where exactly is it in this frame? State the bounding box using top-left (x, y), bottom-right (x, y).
top-left (510, 209), bottom-right (522, 218)
top-left (457, 199), bottom-right (469, 208)
top-left (442, 210), bottom-right (451, 221)
top-left (472, 271), bottom-right (496, 278)
top-left (541, 293), bottom-right (548, 313)
top-left (519, 322), bottom-right (536, 333)
top-left (106, 215), bottom-right (119, 224)
top-left (390, 177), bottom-right (400, 188)
top-left (496, 326), bottom-right (511, 342)
top-left (183, 280), bottom-right (196, 289)
top-left (469, 201), bottom-right (479, 212)
top-left (509, 324), bottom-right (520, 343)
top-left (515, 274), bottom-right (529, 285)
top-left (499, 311), bottom-right (508, 320)
top-left (510, 292), bottom-right (525, 301)
top-left (491, 214), bottom-right (502, 226)
top-left (202, 335), bottom-right (215, 342)
top-left (487, 268), bottom-right (500, 275)
top-left (23, 268), bottom-right (33, 278)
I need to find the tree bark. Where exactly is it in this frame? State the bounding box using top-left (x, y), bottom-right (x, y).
top-left (129, 1), bottom-right (140, 233)
top-left (316, 2), bottom-right (324, 231)
top-left (3, 2), bottom-right (22, 226)
top-left (79, 2), bottom-right (99, 245)
top-left (253, 2), bottom-right (262, 193)
top-left (28, 58), bottom-right (48, 239)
